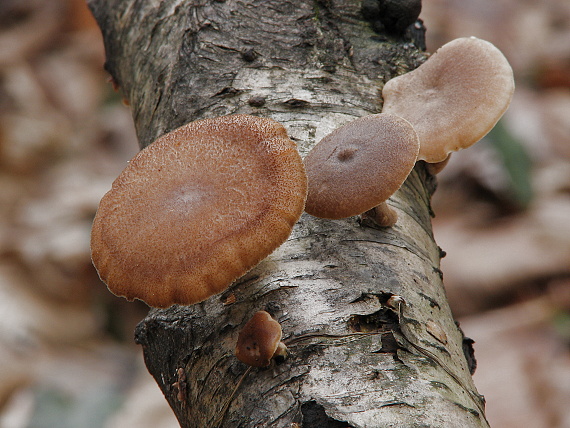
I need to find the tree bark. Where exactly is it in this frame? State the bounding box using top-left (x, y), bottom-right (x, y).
top-left (88, 0), bottom-right (489, 426)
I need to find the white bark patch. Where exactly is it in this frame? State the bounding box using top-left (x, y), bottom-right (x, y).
top-left (233, 67), bottom-right (378, 156)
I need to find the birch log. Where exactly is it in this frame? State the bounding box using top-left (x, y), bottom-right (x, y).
top-left (88, 0), bottom-right (489, 426)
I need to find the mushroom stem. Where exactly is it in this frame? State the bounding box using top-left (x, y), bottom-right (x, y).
top-left (361, 202), bottom-right (398, 227)
top-left (425, 154), bottom-right (451, 175)
top-left (273, 342), bottom-right (288, 363)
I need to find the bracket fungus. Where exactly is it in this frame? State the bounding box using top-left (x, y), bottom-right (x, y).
top-left (382, 36), bottom-right (515, 164)
top-left (91, 114), bottom-right (307, 308)
top-left (235, 311), bottom-right (287, 368)
top-left (304, 113), bottom-right (419, 227)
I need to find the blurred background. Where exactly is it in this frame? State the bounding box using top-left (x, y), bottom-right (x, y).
top-left (0, 0), bottom-right (568, 427)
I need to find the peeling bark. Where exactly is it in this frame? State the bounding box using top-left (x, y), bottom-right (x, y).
top-left (88, 0), bottom-right (489, 426)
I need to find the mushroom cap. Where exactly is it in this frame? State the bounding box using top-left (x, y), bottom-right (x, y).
top-left (91, 114), bottom-right (307, 308)
top-left (382, 36), bottom-right (515, 163)
top-left (304, 113), bottom-right (419, 219)
top-left (235, 311), bottom-right (283, 368)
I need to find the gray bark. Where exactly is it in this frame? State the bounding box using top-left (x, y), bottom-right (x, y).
top-left (88, 0), bottom-right (489, 426)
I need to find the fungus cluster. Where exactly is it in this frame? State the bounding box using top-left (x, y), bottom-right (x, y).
top-left (91, 114), bottom-right (307, 308)
top-left (90, 36), bottom-right (514, 371)
top-left (304, 36), bottom-right (514, 226)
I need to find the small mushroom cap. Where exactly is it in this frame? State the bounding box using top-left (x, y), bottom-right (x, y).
top-left (91, 115), bottom-right (307, 308)
top-left (304, 113), bottom-right (419, 219)
top-left (235, 311), bottom-right (283, 368)
top-left (382, 37), bottom-right (515, 163)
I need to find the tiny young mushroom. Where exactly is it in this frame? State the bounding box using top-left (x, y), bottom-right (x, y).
top-left (303, 113), bottom-right (419, 227)
top-left (382, 36), bottom-right (515, 167)
top-left (235, 311), bottom-right (287, 368)
top-left (91, 114), bottom-right (307, 308)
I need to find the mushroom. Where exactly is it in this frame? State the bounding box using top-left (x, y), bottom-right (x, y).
top-left (304, 113), bottom-right (419, 227)
top-left (235, 311), bottom-right (287, 368)
top-left (91, 114), bottom-right (307, 308)
top-left (382, 36), bottom-right (515, 164)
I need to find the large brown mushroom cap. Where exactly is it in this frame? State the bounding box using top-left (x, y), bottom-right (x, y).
top-left (91, 115), bottom-right (307, 308)
top-left (304, 113), bottom-right (419, 219)
top-left (235, 311), bottom-right (284, 368)
top-left (382, 36), bottom-right (515, 163)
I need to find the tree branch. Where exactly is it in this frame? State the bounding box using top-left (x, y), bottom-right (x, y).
top-left (88, 0), bottom-right (489, 426)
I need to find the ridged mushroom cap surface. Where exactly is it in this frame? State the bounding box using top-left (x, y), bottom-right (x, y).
top-left (91, 115), bottom-right (307, 308)
top-left (382, 36), bottom-right (515, 163)
top-left (304, 113), bottom-right (419, 219)
top-left (235, 311), bottom-right (282, 368)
